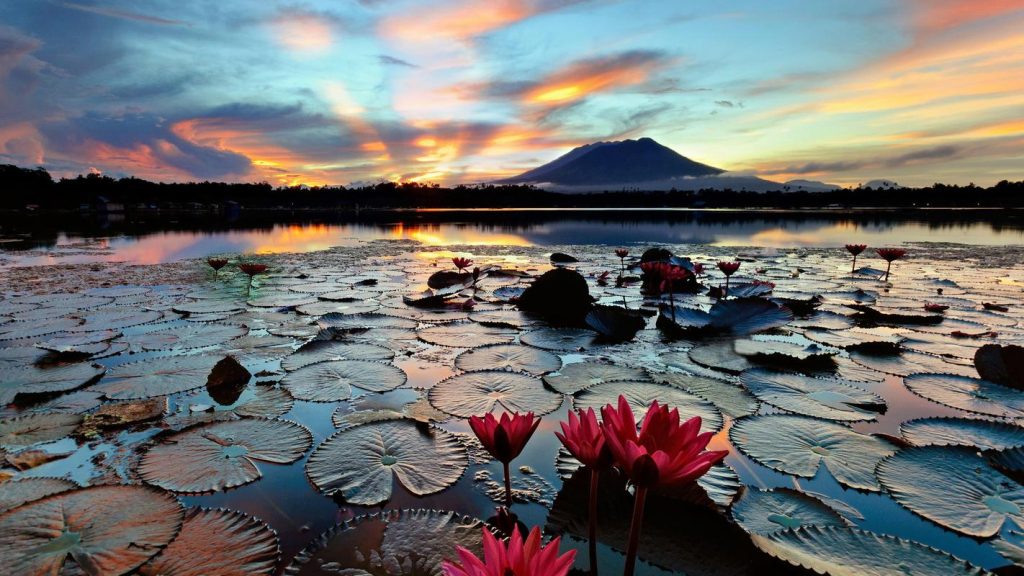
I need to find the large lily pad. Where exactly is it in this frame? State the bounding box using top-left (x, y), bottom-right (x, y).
top-left (94, 355), bottom-right (222, 400)
top-left (903, 373), bottom-right (1024, 418)
top-left (70, 308), bottom-right (162, 332)
top-left (285, 509), bottom-right (484, 576)
top-left (542, 361), bottom-right (650, 394)
top-left (0, 317), bottom-right (82, 340)
top-left (280, 360), bottom-right (407, 402)
top-left (520, 327), bottom-right (601, 351)
top-left (306, 421), bottom-right (467, 505)
top-left (0, 412), bottom-right (83, 448)
top-left (901, 417), bottom-right (1024, 450)
top-left (417, 322), bottom-right (516, 347)
top-left (575, 381), bottom-right (723, 433)
top-left (740, 368), bottom-right (885, 421)
top-left (139, 508), bottom-right (279, 576)
top-left (139, 418), bottom-right (312, 493)
top-left (0, 362), bottom-right (105, 404)
top-left (135, 323), bottom-right (247, 351)
top-left (0, 485), bottom-right (185, 575)
top-left (454, 344), bottom-right (562, 376)
top-left (655, 371), bottom-right (759, 418)
top-left (730, 414), bottom-right (897, 491)
top-left (0, 477), bottom-right (78, 513)
top-left (660, 298), bottom-right (793, 336)
top-left (849, 350), bottom-right (976, 378)
top-left (332, 397), bottom-right (447, 430)
top-left (731, 487), bottom-right (848, 535)
top-left (281, 341), bottom-right (394, 371)
top-left (877, 445), bottom-right (1024, 537)
top-left (429, 370), bottom-right (562, 417)
top-left (750, 526), bottom-right (985, 576)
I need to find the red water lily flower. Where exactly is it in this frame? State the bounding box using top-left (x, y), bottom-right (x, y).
top-left (845, 244), bottom-right (867, 272)
top-left (692, 262), bottom-right (705, 275)
top-left (237, 263), bottom-right (267, 276)
top-left (453, 257), bottom-right (474, 271)
top-left (469, 412), bottom-right (540, 506)
top-left (556, 407), bottom-right (610, 571)
top-left (615, 248), bottom-right (629, 258)
top-left (924, 303), bottom-right (948, 312)
top-left (717, 261), bottom-right (741, 276)
top-left (442, 526), bottom-right (575, 576)
top-left (207, 258), bottom-right (228, 271)
top-left (876, 248), bottom-right (906, 282)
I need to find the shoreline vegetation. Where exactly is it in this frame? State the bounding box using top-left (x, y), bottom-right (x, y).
top-left (3, 164), bottom-right (1024, 211)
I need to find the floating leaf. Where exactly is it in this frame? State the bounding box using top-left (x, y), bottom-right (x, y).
top-left (877, 445), bottom-right (1024, 537)
top-left (332, 398), bottom-right (447, 430)
top-left (94, 355), bottom-right (221, 400)
top-left (139, 508), bottom-right (279, 576)
top-left (232, 385), bottom-right (295, 419)
top-left (139, 418), bottom-right (312, 493)
top-left (469, 309), bottom-right (536, 328)
top-left (542, 362), bottom-right (651, 394)
top-left (520, 327), bottom-right (600, 351)
top-left (454, 344), bottom-right (562, 376)
top-left (0, 477), bottom-right (78, 513)
top-left (575, 381), bottom-right (723, 433)
top-left (849, 350), bottom-right (976, 377)
top-left (0, 317), bottom-right (82, 340)
top-left (36, 329), bottom-right (119, 354)
top-left (750, 526), bottom-right (985, 576)
top-left (660, 297), bottom-right (793, 336)
top-left (732, 487), bottom-right (848, 535)
top-left (0, 412), bottom-right (83, 448)
top-left (296, 301), bottom-right (380, 316)
top-left (901, 417), bottom-right (1024, 450)
top-left (220, 334), bottom-right (296, 363)
top-left (730, 414), bottom-right (897, 491)
top-left (417, 322), bottom-right (516, 347)
top-left (0, 362), bottom-right (105, 404)
top-left (281, 341), bottom-right (394, 371)
top-left (734, 338), bottom-right (837, 364)
top-left (803, 327), bottom-right (904, 353)
top-left (306, 421), bottom-right (467, 505)
top-left (585, 305), bottom-right (646, 342)
top-left (903, 373), bottom-right (1024, 418)
top-left (286, 509), bottom-right (484, 576)
top-left (654, 371), bottom-right (759, 418)
top-left (740, 368), bottom-right (885, 421)
top-left (280, 360), bottom-right (407, 402)
top-left (790, 311), bottom-right (854, 330)
top-left (70, 308), bottom-right (162, 332)
top-left (993, 528), bottom-right (1024, 568)
top-left (429, 370), bottom-right (562, 417)
top-left (135, 323), bottom-right (247, 351)
top-left (317, 312), bottom-right (417, 331)
top-left (687, 340), bottom-right (753, 374)
top-left (0, 485), bottom-right (184, 575)
top-left (173, 300), bottom-right (246, 315)
top-left (975, 344), bottom-right (1024, 389)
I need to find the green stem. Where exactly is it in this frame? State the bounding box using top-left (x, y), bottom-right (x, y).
top-left (623, 486), bottom-right (648, 576)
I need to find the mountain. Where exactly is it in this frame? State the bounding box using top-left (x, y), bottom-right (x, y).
top-left (863, 179), bottom-right (902, 189)
top-left (785, 179), bottom-right (841, 192)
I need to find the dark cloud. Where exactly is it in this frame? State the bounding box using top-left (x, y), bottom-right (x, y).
top-left (884, 145), bottom-right (960, 166)
top-left (761, 145), bottom-right (964, 175)
top-left (715, 100), bottom-right (742, 108)
top-left (378, 54), bottom-right (416, 67)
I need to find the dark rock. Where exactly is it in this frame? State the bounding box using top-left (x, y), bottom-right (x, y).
top-left (975, 344), bottom-right (1024, 389)
top-left (207, 355), bottom-right (251, 405)
top-left (640, 247), bottom-right (673, 263)
top-left (550, 252), bottom-right (579, 264)
top-left (517, 268), bottom-right (592, 325)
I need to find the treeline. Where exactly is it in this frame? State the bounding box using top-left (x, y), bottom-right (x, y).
top-left (2, 164), bottom-right (1023, 209)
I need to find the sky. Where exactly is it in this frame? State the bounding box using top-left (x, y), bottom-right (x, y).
top-left (1, 0), bottom-right (1022, 188)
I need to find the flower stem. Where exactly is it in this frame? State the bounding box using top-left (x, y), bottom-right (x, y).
top-left (851, 255), bottom-right (857, 273)
top-left (623, 486), bottom-right (648, 576)
top-left (503, 461), bottom-right (513, 507)
top-left (724, 276), bottom-right (730, 298)
top-left (884, 261), bottom-right (892, 282)
top-left (589, 468), bottom-right (600, 576)
top-left (669, 290), bottom-right (675, 322)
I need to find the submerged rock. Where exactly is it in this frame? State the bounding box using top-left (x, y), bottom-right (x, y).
top-left (207, 356), bottom-right (252, 405)
top-left (516, 268), bottom-right (592, 325)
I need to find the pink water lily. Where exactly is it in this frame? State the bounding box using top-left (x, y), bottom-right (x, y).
top-left (443, 526), bottom-right (575, 576)
top-left (469, 412), bottom-right (540, 506)
top-left (556, 408), bottom-right (611, 573)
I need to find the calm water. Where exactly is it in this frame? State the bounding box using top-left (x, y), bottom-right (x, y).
top-left (2, 208), bottom-right (1023, 266)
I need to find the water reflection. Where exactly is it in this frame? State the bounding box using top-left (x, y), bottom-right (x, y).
top-left (1, 209), bottom-right (1022, 266)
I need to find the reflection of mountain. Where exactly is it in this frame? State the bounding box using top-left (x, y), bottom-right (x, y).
top-left (500, 137), bottom-right (791, 192)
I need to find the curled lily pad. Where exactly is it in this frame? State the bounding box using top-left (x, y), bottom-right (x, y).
top-left (542, 362), bottom-right (651, 395)
top-left (139, 418), bottom-right (312, 493)
top-left (135, 323), bottom-right (247, 351)
top-left (281, 341), bottom-right (394, 371)
top-left (903, 373), bottom-right (1024, 418)
top-left (173, 300), bottom-right (246, 315)
top-left (0, 412), bottom-right (83, 448)
top-left (454, 344), bottom-right (562, 376)
top-left (429, 370), bottom-right (562, 417)
top-left (296, 301), bottom-right (380, 316)
top-left (36, 329), bottom-right (119, 354)
top-left (740, 369), bottom-right (885, 421)
top-left (730, 414), bottom-right (897, 491)
top-left (332, 398), bottom-right (447, 430)
top-left (790, 311), bottom-right (854, 330)
top-left (469, 309), bottom-right (536, 328)
top-left (750, 526), bottom-right (985, 576)
top-left (139, 508), bottom-right (279, 576)
top-left (0, 477), bottom-right (78, 513)
top-left (417, 322), bottom-right (516, 348)
top-left (849, 350), bottom-right (976, 377)
top-left (280, 360), bottom-right (407, 402)
top-left (306, 421), bottom-right (467, 505)
top-left (286, 509), bottom-right (484, 576)
top-left (0, 485), bottom-right (185, 575)
top-left (230, 385), bottom-right (295, 419)
top-left (660, 298), bottom-right (793, 337)
top-left (732, 487), bottom-right (848, 535)
top-left (734, 338), bottom-right (837, 364)
top-left (901, 417), bottom-right (1024, 450)
top-left (877, 445), bottom-right (1024, 537)
top-left (654, 371), bottom-right (759, 418)
top-left (94, 355), bottom-right (222, 400)
top-left (0, 362), bottom-right (105, 404)
top-left (803, 327), bottom-right (904, 353)
top-left (575, 381), bottom-right (723, 433)
top-left (585, 305), bottom-right (646, 342)
top-left (220, 335), bottom-right (296, 364)
top-left (520, 327), bottom-right (600, 351)
top-left (687, 340), bottom-right (753, 374)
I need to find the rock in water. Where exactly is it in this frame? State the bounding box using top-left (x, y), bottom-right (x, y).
top-left (517, 268), bottom-right (592, 325)
top-left (641, 247), bottom-right (673, 262)
top-left (207, 356), bottom-right (252, 405)
top-left (550, 252), bottom-right (579, 264)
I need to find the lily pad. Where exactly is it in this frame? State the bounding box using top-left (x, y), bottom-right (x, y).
top-left (69, 308), bottom-right (162, 332)
top-left (231, 385), bottom-right (295, 419)
top-left (0, 362), bottom-right (105, 404)
top-left (280, 360), bottom-right (408, 402)
top-left (849, 350), bottom-right (977, 377)
top-left (135, 323), bottom-right (247, 351)
top-left (454, 344), bottom-right (562, 376)
top-left (332, 398), bottom-right (447, 430)
top-left (0, 412), bottom-right (83, 448)
top-left (543, 362), bottom-right (651, 395)
top-left (730, 414), bottom-right (897, 491)
top-left (94, 355), bottom-right (222, 400)
top-left (732, 487), bottom-right (848, 535)
top-left (285, 509), bottom-right (484, 576)
top-left (416, 322), bottom-right (516, 348)
top-left (429, 370), bottom-right (562, 417)
top-left (139, 508), bottom-right (279, 576)
top-left (0, 485), bottom-right (184, 575)
top-left (281, 341), bottom-right (394, 371)
top-left (520, 327), bottom-right (600, 351)
top-left (903, 373), bottom-right (1024, 418)
top-left (687, 340), bottom-right (753, 374)
top-left (740, 369), bottom-right (885, 421)
top-left (660, 298), bottom-right (793, 336)
top-left (317, 312), bottom-right (417, 331)
top-left (901, 417), bottom-right (1024, 450)
top-left (654, 371), bottom-right (760, 418)
top-left (750, 526), bottom-right (985, 576)
top-left (173, 300), bottom-right (246, 315)
top-left (306, 421), bottom-right (467, 505)
top-left (575, 381), bottom-right (723, 433)
top-left (139, 418), bottom-right (312, 493)
top-left (0, 477), bottom-right (78, 513)
top-left (877, 445), bottom-right (1024, 537)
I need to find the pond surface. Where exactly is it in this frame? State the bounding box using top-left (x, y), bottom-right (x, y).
top-left (1, 236), bottom-right (1023, 575)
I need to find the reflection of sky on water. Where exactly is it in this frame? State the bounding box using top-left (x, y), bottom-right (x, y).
top-left (3, 215), bottom-right (1023, 266)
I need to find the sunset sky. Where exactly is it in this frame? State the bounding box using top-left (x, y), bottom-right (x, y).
top-left (1, 0), bottom-right (1022, 187)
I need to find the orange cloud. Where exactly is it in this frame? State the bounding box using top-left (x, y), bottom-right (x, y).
top-left (912, 0), bottom-right (1024, 35)
top-left (270, 13), bottom-right (334, 53)
top-left (380, 0), bottom-right (533, 42)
